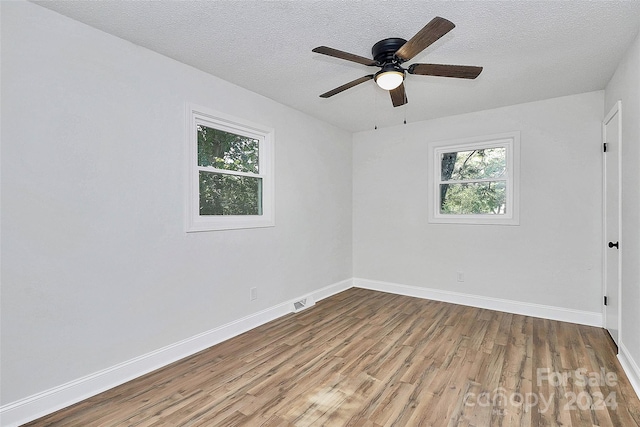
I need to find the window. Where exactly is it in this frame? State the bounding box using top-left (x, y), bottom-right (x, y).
top-left (186, 105), bottom-right (274, 232)
top-left (428, 132), bottom-right (520, 225)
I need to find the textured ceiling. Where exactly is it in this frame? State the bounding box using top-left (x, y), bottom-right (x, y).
top-left (32, 1), bottom-right (640, 132)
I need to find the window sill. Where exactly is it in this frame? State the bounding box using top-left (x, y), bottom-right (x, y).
top-left (429, 214), bottom-right (519, 226)
top-left (186, 216), bottom-right (275, 232)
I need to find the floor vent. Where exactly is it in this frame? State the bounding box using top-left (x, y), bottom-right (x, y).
top-left (292, 296), bottom-right (315, 313)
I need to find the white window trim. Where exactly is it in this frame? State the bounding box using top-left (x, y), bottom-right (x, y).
top-left (185, 104), bottom-right (275, 232)
top-left (427, 131), bottom-right (520, 225)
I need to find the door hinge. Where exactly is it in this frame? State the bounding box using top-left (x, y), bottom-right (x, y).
top-left (603, 143), bottom-right (608, 152)
top-left (604, 296), bottom-right (608, 306)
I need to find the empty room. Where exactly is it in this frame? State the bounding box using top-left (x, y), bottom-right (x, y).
top-left (2, 1), bottom-right (640, 426)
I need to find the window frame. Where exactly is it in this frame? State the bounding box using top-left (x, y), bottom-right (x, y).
top-left (186, 104), bottom-right (274, 232)
top-left (428, 132), bottom-right (520, 225)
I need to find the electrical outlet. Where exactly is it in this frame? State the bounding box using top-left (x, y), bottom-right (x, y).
top-left (250, 287), bottom-right (257, 301)
top-left (457, 271), bottom-right (465, 282)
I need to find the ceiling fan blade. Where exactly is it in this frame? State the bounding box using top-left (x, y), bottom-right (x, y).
top-left (408, 63), bottom-right (483, 79)
top-left (312, 46), bottom-right (377, 66)
top-left (389, 83), bottom-right (407, 107)
top-left (395, 17), bottom-right (455, 62)
top-left (319, 75), bottom-right (374, 98)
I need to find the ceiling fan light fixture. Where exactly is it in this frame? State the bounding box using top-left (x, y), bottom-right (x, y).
top-left (375, 65), bottom-right (404, 90)
top-left (313, 17), bottom-right (481, 107)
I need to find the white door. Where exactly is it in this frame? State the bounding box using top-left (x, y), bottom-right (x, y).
top-left (603, 101), bottom-right (621, 347)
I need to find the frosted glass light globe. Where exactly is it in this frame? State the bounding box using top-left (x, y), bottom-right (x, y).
top-left (375, 71), bottom-right (404, 90)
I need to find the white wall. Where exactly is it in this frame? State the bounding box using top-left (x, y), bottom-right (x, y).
top-left (1, 1), bottom-right (352, 405)
top-left (353, 91), bottom-right (604, 314)
top-left (605, 30), bottom-right (640, 390)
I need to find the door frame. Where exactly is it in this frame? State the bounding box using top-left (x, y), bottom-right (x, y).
top-left (602, 100), bottom-right (622, 346)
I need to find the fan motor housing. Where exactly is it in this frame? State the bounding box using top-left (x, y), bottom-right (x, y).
top-left (372, 38), bottom-right (407, 63)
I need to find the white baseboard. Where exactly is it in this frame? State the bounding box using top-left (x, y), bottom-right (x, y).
top-left (618, 343), bottom-right (640, 400)
top-left (0, 278), bottom-right (353, 427)
top-left (353, 277), bottom-right (603, 327)
top-left (310, 278), bottom-right (353, 301)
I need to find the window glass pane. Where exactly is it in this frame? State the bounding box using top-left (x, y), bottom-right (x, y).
top-left (197, 125), bottom-right (259, 174)
top-left (199, 171), bottom-right (262, 216)
top-left (441, 147), bottom-right (506, 181)
top-left (440, 181), bottom-right (506, 215)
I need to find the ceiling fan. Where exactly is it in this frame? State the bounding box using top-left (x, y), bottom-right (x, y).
top-left (312, 17), bottom-right (482, 107)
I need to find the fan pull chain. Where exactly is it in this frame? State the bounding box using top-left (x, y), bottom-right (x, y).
top-left (374, 87), bottom-right (378, 130)
top-left (403, 84), bottom-right (408, 125)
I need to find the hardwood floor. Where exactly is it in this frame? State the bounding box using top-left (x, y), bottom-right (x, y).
top-left (24, 288), bottom-right (640, 426)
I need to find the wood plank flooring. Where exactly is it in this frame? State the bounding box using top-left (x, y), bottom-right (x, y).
top-left (24, 288), bottom-right (640, 426)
